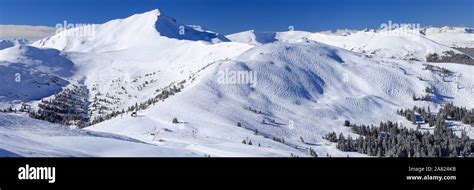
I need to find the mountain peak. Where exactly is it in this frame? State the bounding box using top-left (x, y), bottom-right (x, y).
top-left (137, 8), bottom-right (229, 42)
top-left (148, 8), bottom-right (161, 15)
top-left (33, 9), bottom-right (228, 52)
top-left (132, 9), bottom-right (164, 20)
top-left (0, 38), bottom-right (29, 50)
top-left (152, 10), bottom-right (228, 43)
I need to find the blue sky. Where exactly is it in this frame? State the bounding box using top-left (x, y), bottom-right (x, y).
top-left (0, 0), bottom-right (472, 34)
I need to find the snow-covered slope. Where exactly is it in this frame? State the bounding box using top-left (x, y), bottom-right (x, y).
top-left (226, 30), bottom-right (277, 45)
top-left (423, 27), bottom-right (474, 48)
top-left (0, 46), bottom-right (73, 102)
top-left (89, 41), bottom-right (474, 157)
top-left (26, 9), bottom-right (250, 116)
top-left (33, 9), bottom-right (229, 52)
top-left (302, 30), bottom-right (458, 61)
top-left (30, 9), bottom-right (254, 118)
top-left (1, 9), bottom-right (473, 157)
top-left (0, 38), bottom-right (29, 50)
top-left (227, 27), bottom-right (474, 61)
top-left (0, 46), bottom-right (74, 77)
top-left (0, 113), bottom-right (194, 157)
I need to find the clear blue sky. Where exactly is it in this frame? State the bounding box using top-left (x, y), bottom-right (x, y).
top-left (0, 0), bottom-right (473, 34)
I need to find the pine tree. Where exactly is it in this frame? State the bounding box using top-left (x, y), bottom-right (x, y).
top-left (327, 106), bottom-right (471, 158)
top-left (172, 117), bottom-right (179, 124)
top-left (309, 148), bottom-right (318, 157)
top-left (344, 120), bottom-right (351, 127)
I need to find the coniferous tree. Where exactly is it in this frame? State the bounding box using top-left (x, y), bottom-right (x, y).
top-left (172, 117), bottom-right (179, 124)
top-left (309, 148), bottom-right (318, 157)
top-left (327, 108), bottom-right (472, 157)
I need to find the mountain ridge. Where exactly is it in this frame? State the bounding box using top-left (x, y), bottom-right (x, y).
top-left (32, 9), bottom-right (229, 52)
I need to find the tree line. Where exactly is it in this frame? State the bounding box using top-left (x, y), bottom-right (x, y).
top-left (88, 80), bottom-right (186, 126)
top-left (29, 84), bottom-right (89, 128)
top-left (326, 104), bottom-right (472, 157)
top-left (426, 50), bottom-right (474, 65)
top-left (398, 103), bottom-right (474, 127)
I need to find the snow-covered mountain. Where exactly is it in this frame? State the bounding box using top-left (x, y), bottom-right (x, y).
top-left (0, 46), bottom-right (73, 102)
top-left (226, 30), bottom-right (278, 45)
top-left (0, 38), bottom-right (29, 50)
top-left (422, 27), bottom-right (474, 48)
top-left (33, 9), bottom-right (229, 52)
top-left (227, 27), bottom-right (474, 61)
top-left (1, 9), bottom-right (473, 157)
top-left (89, 40), bottom-right (474, 157)
top-left (30, 9), bottom-right (249, 120)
